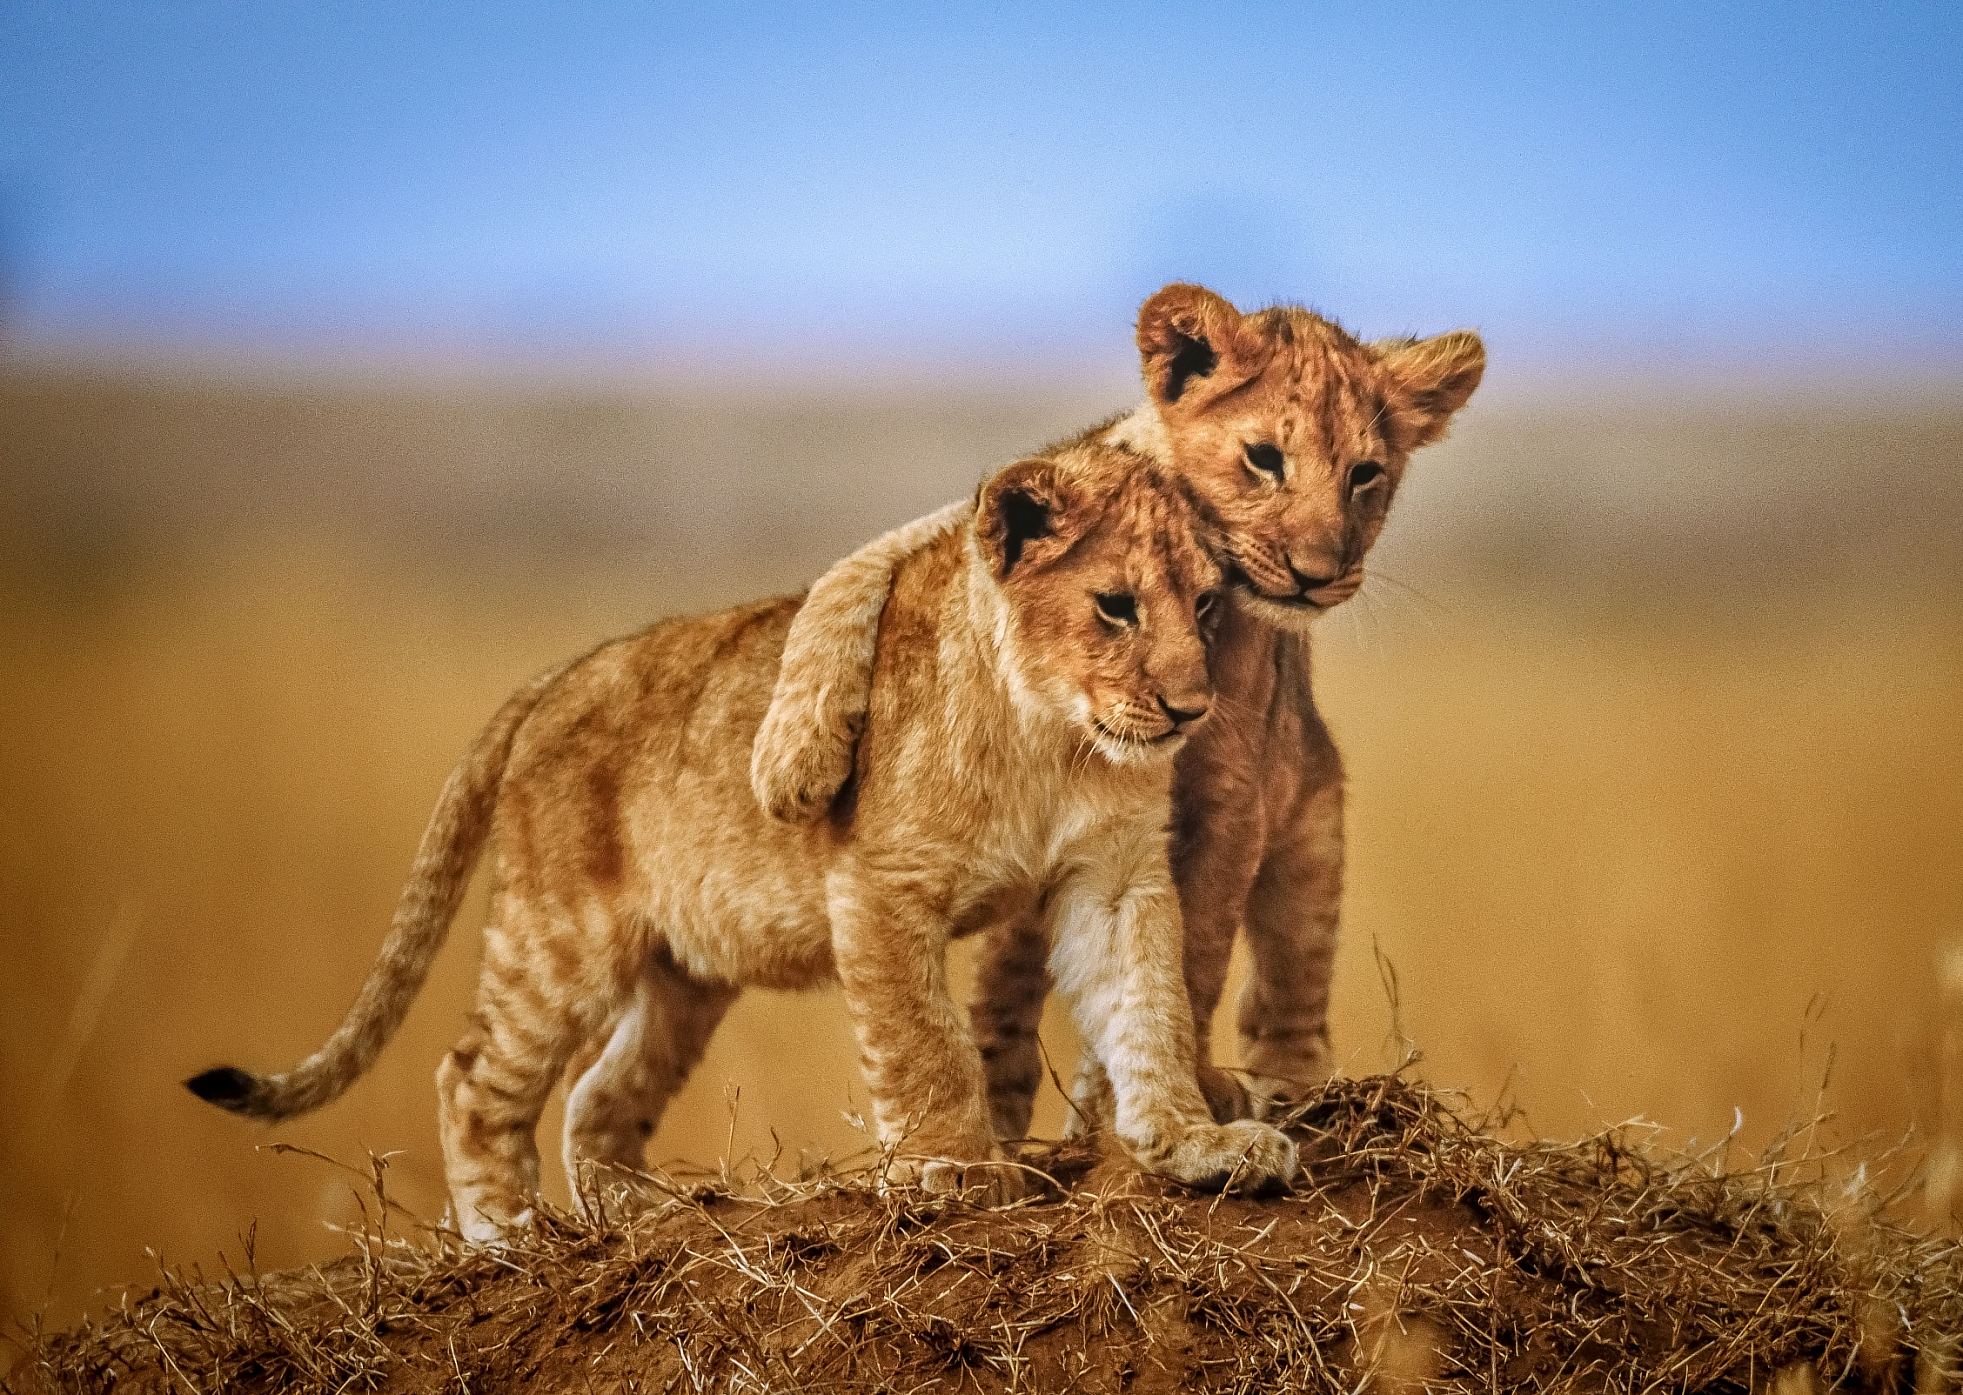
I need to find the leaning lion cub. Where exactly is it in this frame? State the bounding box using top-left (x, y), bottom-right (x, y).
top-left (747, 286), bottom-right (1485, 1141)
top-left (188, 440), bottom-right (1297, 1241)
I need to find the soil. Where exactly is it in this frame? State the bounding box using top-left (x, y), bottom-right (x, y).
top-left (13, 1077), bottom-right (1960, 1394)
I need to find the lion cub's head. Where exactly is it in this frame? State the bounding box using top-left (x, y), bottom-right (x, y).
top-left (974, 442), bottom-right (1223, 766)
top-left (1131, 283), bottom-right (1485, 632)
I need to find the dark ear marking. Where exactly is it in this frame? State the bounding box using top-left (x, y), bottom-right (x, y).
top-left (995, 486), bottom-right (1052, 574)
top-left (979, 458), bottom-right (1071, 578)
top-left (1162, 328), bottom-right (1218, 403)
top-left (1137, 283), bottom-right (1250, 406)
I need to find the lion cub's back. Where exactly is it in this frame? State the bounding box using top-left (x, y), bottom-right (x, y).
top-left (493, 595), bottom-right (842, 986)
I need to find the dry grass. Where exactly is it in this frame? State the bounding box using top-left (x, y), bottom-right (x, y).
top-left (12, 1076), bottom-right (1961, 1394)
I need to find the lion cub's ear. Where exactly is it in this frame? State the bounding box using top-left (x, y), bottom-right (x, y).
top-left (976, 457), bottom-right (1086, 579)
top-left (1375, 330), bottom-right (1486, 449)
top-left (1136, 283), bottom-right (1270, 410)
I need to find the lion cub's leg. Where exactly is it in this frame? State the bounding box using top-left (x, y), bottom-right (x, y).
top-left (1054, 894), bottom-right (1253, 1138)
top-left (979, 830), bottom-right (1261, 1142)
top-left (1173, 758), bottom-right (1271, 1124)
top-left (1237, 769), bottom-right (1343, 1108)
top-left (1056, 804), bottom-right (1264, 1137)
top-left (1177, 883), bottom-right (1261, 1126)
top-left (435, 899), bottom-right (605, 1245)
top-left (970, 917), bottom-right (1051, 1142)
top-left (561, 950), bottom-right (738, 1197)
top-left (828, 871), bottom-right (1016, 1198)
top-left (1061, 1059), bottom-right (1114, 1138)
top-left (1046, 846), bottom-right (1295, 1193)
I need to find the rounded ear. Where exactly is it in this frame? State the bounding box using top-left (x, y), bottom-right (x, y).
top-left (976, 458), bottom-right (1082, 579)
top-left (1376, 330), bottom-right (1486, 449)
top-left (1136, 283), bottom-right (1266, 408)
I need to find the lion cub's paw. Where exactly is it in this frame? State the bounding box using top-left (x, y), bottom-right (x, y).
top-left (1239, 1044), bottom-right (1334, 1120)
top-left (1150, 1118), bottom-right (1297, 1195)
top-left (885, 1150), bottom-right (1033, 1206)
top-left (921, 1156), bottom-right (1035, 1206)
top-left (750, 719), bottom-right (855, 822)
top-left (453, 1203), bottom-right (538, 1249)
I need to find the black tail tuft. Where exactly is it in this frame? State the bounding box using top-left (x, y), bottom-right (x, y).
top-left (185, 1065), bottom-right (261, 1112)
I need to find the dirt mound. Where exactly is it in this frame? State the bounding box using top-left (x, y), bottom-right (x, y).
top-left (14, 1077), bottom-right (1960, 1393)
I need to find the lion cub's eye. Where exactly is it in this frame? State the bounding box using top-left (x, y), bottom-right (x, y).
top-left (1094, 592), bottom-right (1138, 626)
top-left (1347, 461), bottom-right (1387, 494)
top-left (1242, 442), bottom-right (1286, 481)
top-left (1195, 591), bottom-right (1219, 620)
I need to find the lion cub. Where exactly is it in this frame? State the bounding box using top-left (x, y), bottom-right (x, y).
top-left (746, 284), bottom-right (1485, 1136)
top-left (188, 441), bottom-right (1296, 1241)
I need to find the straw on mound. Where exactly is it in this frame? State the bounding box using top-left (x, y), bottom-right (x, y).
top-left (15, 1076), bottom-right (1961, 1394)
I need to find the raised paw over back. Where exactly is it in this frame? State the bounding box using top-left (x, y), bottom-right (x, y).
top-left (749, 716), bottom-right (857, 823)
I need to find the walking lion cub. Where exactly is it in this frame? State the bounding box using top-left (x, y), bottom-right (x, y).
top-left (188, 441), bottom-right (1297, 1241)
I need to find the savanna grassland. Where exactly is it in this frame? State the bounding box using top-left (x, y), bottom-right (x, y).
top-left (3, 357), bottom-right (1960, 1338)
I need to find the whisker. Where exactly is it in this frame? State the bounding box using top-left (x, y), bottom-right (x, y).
top-left (1356, 574), bottom-right (1435, 635)
top-left (1071, 729), bottom-right (1098, 779)
top-left (1358, 584), bottom-right (1395, 655)
top-left (1201, 689), bottom-right (1259, 723)
top-left (1349, 582), bottom-right (1399, 656)
top-left (1370, 569), bottom-right (1455, 619)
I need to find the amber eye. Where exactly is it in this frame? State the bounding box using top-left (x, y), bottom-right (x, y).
top-left (1348, 461), bottom-right (1387, 493)
top-left (1242, 442), bottom-right (1285, 480)
top-left (1195, 591), bottom-right (1219, 620)
top-left (1094, 592), bottom-right (1138, 626)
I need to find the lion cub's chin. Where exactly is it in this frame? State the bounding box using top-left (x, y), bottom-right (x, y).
top-left (1233, 588), bottom-right (1331, 635)
top-left (1087, 722), bottom-right (1186, 767)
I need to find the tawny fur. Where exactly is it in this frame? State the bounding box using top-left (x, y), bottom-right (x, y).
top-left (746, 284), bottom-right (1485, 1135)
top-left (750, 499), bottom-right (968, 822)
top-left (190, 441), bottom-right (1298, 1243)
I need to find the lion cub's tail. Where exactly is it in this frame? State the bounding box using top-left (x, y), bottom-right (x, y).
top-left (185, 661), bottom-right (568, 1122)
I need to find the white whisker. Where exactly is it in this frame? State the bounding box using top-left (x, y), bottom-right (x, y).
top-left (1370, 569), bottom-right (1455, 620)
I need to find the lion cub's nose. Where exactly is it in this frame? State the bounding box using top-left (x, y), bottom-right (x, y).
top-left (1157, 694), bottom-right (1211, 729)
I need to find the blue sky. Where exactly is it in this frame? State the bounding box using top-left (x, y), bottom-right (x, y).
top-left (2, 2), bottom-right (1959, 367)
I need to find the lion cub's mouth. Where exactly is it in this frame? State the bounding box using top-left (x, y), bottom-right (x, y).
top-left (1091, 717), bottom-right (1184, 754)
top-left (1226, 561), bottom-right (1364, 612)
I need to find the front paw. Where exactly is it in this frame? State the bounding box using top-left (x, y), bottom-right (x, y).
top-left (885, 1147), bottom-right (1032, 1206)
top-left (1143, 1118), bottom-right (1297, 1195)
top-left (1063, 1064), bottom-right (1116, 1139)
top-left (453, 1202), bottom-right (538, 1249)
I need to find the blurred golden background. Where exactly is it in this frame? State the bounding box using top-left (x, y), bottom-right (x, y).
top-left (5, 362), bottom-right (1958, 1331)
top-left (3, 1), bottom-right (1960, 1343)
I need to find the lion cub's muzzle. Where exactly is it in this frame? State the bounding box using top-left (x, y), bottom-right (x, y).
top-left (1154, 693), bottom-right (1211, 732)
top-left (1228, 553), bottom-right (1365, 613)
top-left (1091, 692), bottom-right (1213, 759)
